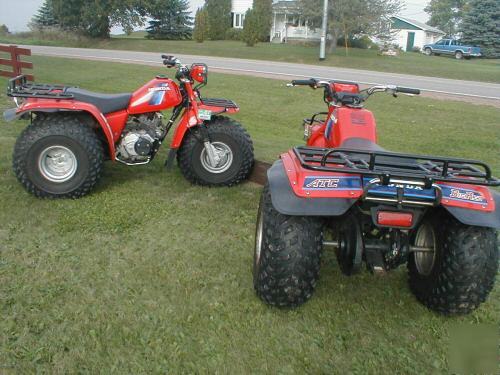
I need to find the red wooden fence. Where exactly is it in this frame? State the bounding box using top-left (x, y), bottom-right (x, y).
top-left (0, 44), bottom-right (34, 81)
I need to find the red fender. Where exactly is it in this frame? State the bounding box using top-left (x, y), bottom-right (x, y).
top-left (14, 98), bottom-right (126, 160)
top-left (169, 103), bottom-right (239, 149)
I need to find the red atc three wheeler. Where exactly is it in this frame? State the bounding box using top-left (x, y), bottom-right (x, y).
top-left (4, 55), bottom-right (254, 198)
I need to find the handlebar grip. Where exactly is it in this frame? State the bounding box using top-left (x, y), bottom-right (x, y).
top-left (396, 86), bottom-right (420, 95)
top-left (291, 79), bottom-right (316, 86)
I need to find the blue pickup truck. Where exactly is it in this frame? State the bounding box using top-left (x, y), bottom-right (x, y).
top-left (423, 39), bottom-right (482, 60)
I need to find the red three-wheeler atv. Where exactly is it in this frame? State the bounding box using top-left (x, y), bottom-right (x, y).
top-left (4, 55), bottom-right (254, 198)
top-left (253, 78), bottom-right (499, 315)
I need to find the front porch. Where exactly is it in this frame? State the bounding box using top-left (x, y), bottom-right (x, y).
top-left (270, 12), bottom-right (321, 43)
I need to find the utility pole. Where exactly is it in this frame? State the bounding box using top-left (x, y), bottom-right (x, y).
top-left (319, 0), bottom-right (329, 60)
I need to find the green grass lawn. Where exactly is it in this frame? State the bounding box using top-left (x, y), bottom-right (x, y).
top-left (1, 34), bottom-right (499, 83)
top-left (114, 30), bottom-right (148, 39)
top-left (0, 56), bottom-right (499, 373)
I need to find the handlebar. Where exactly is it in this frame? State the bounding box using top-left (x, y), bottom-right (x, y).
top-left (161, 54), bottom-right (193, 83)
top-left (290, 79), bottom-right (317, 86)
top-left (162, 55), bottom-right (180, 67)
top-left (288, 78), bottom-right (421, 106)
top-left (396, 86), bottom-right (420, 95)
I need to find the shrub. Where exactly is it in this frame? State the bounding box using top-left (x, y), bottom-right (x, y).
top-left (225, 28), bottom-right (243, 41)
top-left (335, 35), bottom-right (376, 49)
top-left (193, 7), bottom-right (209, 43)
top-left (242, 9), bottom-right (260, 47)
top-left (8, 28), bottom-right (94, 47)
top-left (350, 35), bottom-right (376, 49)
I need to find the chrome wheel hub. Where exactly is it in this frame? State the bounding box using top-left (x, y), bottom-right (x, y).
top-left (254, 206), bottom-right (264, 267)
top-left (414, 223), bottom-right (436, 276)
top-left (38, 145), bottom-right (78, 183)
top-left (200, 142), bottom-right (233, 173)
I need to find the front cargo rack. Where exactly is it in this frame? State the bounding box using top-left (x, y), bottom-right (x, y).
top-left (294, 146), bottom-right (500, 187)
top-left (7, 75), bottom-right (74, 99)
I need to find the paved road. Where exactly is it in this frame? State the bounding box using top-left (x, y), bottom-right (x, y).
top-left (23, 45), bottom-right (500, 101)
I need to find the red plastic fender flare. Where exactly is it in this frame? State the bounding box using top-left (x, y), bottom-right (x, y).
top-left (14, 99), bottom-right (117, 159)
top-left (170, 104), bottom-right (239, 149)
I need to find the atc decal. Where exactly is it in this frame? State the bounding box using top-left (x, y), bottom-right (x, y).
top-left (303, 176), bottom-right (362, 190)
top-left (306, 178), bottom-right (339, 189)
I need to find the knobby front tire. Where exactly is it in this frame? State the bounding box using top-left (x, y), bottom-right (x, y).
top-left (178, 116), bottom-right (254, 187)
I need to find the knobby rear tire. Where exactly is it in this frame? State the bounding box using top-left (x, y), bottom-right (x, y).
top-left (253, 184), bottom-right (323, 308)
top-left (12, 114), bottom-right (104, 198)
top-left (408, 213), bottom-right (498, 315)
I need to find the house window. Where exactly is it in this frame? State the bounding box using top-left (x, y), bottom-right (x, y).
top-left (233, 13), bottom-right (245, 28)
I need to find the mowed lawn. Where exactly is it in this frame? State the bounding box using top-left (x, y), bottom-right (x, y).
top-left (0, 56), bottom-right (499, 373)
top-left (1, 35), bottom-right (499, 83)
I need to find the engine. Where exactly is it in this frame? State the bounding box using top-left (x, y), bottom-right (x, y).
top-left (116, 113), bottom-right (164, 163)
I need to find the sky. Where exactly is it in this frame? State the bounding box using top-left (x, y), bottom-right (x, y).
top-left (0, 0), bottom-right (431, 33)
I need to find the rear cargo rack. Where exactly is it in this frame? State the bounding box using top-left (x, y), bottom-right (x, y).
top-left (294, 146), bottom-right (500, 187)
top-left (200, 97), bottom-right (238, 109)
top-left (7, 75), bottom-right (74, 99)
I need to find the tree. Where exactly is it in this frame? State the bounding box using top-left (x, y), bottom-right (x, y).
top-left (0, 24), bottom-right (10, 35)
top-left (299, 0), bottom-right (402, 52)
top-left (242, 8), bottom-right (260, 46)
top-left (193, 7), bottom-right (209, 43)
top-left (50, 0), bottom-right (148, 38)
top-left (146, 0), bottom-right (193, 40)
top-left (31, 0), bottom-right (58, 30)
top-left (424, 0), bottom-right (466, 36)
top-left (206, 0), bottom-right (231, 39)
top-left (460, 0), bottom-right (500, 58)
top-left (252, 0), bottom-right (272, 42)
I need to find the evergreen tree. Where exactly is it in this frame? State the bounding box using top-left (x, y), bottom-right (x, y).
top-left (193, 7), bottom-right (209, 43)
top-left (242, 8), bottom-right (260, 46)
top-left (31, 0), bottom-right (58, 29)
top-left (460, 0), bottom-right (500, 58)
top-left (146, 0), bottom-right (193, 40)
top-left (206, 0), bottom-right (231, 40)
top-left (253, 0), bottom-right (272, 42)
top-left (424, 0), bottom-right (466, 37)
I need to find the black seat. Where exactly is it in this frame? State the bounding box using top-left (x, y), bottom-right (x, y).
top-left (340, 137), bottom-right (417, 165)
top-left (66, 87), bottom-right (132, 114)
top-left (340, 137), bottom-right (385, 152)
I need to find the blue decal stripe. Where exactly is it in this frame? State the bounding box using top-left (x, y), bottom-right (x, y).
top-left (360, 178), bottom-right (488, 205)
top-left (149, 91), bottom-right (166, 105)
top-left (324, 118), bottom-right (333, 139)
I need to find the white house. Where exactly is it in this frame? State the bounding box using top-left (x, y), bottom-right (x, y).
top-left (390, 16), bottom-right (445, 51)
top-left (230, 0), bottom-right (321, 43)
top-left (231, 0), bottom-right (252, 29)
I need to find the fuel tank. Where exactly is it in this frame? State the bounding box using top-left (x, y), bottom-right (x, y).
top-left (128, 77), bottom-right (182, 114)
top-left (325, 107), bottom-right (377, 148)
